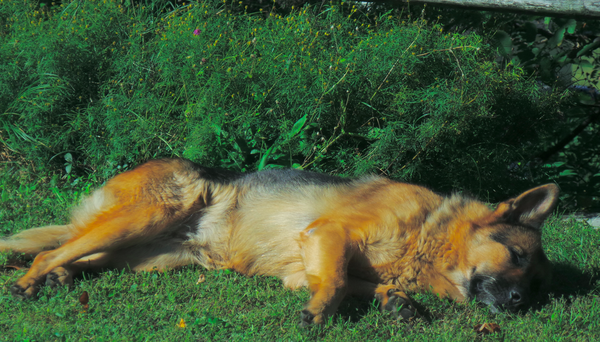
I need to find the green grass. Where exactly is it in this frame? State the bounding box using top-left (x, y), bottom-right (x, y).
top-left (0, 167), bottom-right (599, 341)
top-left (0, 0), bottom-right (598, 340)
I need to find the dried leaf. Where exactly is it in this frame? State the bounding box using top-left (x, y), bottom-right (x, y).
top-left (79, 291), bottom-right (90, 312)
top-left (474, 322), bottom-right (501, 335)
top-left (79, 291), bottom-right (89, 306)
top-left (196, 274), bottom-right (206, 284)
top-left (178, 318), bottom-right (186, 328)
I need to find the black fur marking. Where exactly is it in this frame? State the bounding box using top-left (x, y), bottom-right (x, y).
top-left (508, 247), bottom-right (528, 267)
top-left (490, 229), bottom-right (534, 267)
top-left (490, 224), bottom-right (539, 245)
top-left (188, 162), bottom-right (245, 184)
top-left (237, 169), bottom-right (352, 188)
top-left (181, 157), bottom-right (350, 187)
top-left (490, 230), bottom-right (511, 245)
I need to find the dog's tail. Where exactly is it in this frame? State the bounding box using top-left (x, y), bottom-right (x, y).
top-left (0, 225), bottom-right (77, 258)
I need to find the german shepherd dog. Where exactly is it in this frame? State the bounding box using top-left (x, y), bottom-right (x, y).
top-left (1, 158), bottom-right (558, 325)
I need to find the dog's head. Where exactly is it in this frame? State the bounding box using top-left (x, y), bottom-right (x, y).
top-left (461, 184), bottom-right (559, 313)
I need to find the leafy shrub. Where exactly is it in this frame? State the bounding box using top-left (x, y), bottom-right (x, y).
top-left (0, 0), bottom-right (569, 202)
top-left (401, 5), bottom-right (600, 209)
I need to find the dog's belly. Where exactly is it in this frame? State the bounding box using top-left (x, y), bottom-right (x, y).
top-left (183, 184), bottom-right (333, 288)
top-left (226, 194), bottom-right (324, 288)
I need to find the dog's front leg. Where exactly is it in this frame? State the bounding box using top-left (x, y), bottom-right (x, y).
top-left (299, 219), bottom-right (356, 326)
top-left (346, 277), bottom-right (417, 320)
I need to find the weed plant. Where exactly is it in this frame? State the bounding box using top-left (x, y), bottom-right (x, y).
top-left (1, 0), bottom-right (568, 201)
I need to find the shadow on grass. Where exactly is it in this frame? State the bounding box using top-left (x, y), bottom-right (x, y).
top-left (336, 294), bottom-right (435, 324)
top-left (334, 296), bottom-right (374, 323)
top-left (546, 262), bottom-right (600, 299)
top-left (529, 262), bottom-right (600, 312)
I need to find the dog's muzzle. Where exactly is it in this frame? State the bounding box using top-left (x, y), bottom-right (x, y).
top-left (468, 274), bottom-right (529, 313)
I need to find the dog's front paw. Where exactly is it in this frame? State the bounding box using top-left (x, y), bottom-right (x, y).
top-left (383, 290), bottom-right (416, 320)
top-left (10, 283), bottom-right (38, 300)
top-left (300, 309), bottom-right (317, 327)
top-left (376, 287), bottom-right (417, 321)
top-left (46, 267), bottom-right (74, 288)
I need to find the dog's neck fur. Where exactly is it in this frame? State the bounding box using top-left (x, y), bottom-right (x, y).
top-left (369, 193), bottom-right (491, 300)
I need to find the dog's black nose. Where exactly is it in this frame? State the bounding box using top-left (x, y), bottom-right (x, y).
top-left (509, 289), bottom-right (523, 306)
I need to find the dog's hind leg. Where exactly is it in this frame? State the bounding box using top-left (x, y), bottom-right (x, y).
top-left (298, 219), bottom-right (356, 326)
top-left (0, 225), bottom-right (76, 258)
top-left (44, 241), bottom-right (196, 289)
top-left (10, 205), bottom-right (182, 299)
top-left (9, 159), bottom-right (210, 299)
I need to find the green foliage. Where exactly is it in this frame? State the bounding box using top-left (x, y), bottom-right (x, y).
top-left (489, 16), bottom-right (600, 209)
top-left (373, 3), bottom-right (600, 209)
top-left (0, 0), bottom-right (571, 201)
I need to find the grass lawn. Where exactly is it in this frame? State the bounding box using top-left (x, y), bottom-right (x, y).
top-left (1, 167), bottom-right (599, 341)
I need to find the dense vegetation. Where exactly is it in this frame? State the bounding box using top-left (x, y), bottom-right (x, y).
top-left (0, 0), bottom-right (598, 340)
top-left (1, 0), bottom-right (578, 201)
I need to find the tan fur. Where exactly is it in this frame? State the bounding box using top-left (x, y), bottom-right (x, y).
top-left (1, 158), bottom-right (559, 324)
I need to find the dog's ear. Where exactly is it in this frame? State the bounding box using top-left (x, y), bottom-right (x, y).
top-left (493, 184), bottom-right (560, 229)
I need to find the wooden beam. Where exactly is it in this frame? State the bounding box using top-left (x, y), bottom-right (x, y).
top-left (365, 0), bottom-right (600, 18)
